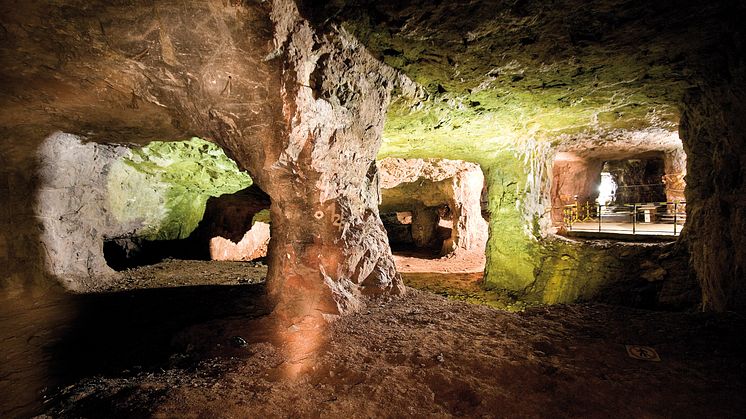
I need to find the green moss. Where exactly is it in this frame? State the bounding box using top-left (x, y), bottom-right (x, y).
top-left (107, 138), bottom-right (252, 240)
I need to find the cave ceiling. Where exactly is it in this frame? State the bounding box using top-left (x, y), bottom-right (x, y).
top-left (300, 0), bottom-right (738, 162)
top-left (0, 0), bottom-right (740, 164)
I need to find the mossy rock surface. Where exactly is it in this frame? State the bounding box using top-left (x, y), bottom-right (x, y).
top-left (107, 138), bottom-right (253, 241)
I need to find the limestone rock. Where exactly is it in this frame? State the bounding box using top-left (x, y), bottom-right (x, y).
top-left (0, 0), bottom-right (409, 315)
top-left (378, 158), bottom-right (488, 256)
top-left (680, 59), bottom-right (746, 312)
top-left (210, 222), bottom-right (271, 262)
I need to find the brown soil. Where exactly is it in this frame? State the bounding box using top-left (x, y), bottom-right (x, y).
top-left (393, 249), bottom-right (486, 274)
top-left (99, 259), bottom-right (268, 291)
top-left (2, 260), bottom-right (744, 418)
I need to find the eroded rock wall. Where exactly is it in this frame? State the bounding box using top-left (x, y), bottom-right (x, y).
top-left (681, 61), bottom-right (746, 312)
top-left (550, 154), bottom-right (603, 222)
top-left (663, 148), bottom-right (687, 203)
top-left (530, 236), bottom-right (698, 308)
top-left (7, 133), bottom-right (253, 290)
top-left (36, 133), bottom-right (130, 288)
top-left (251, 0), bottom-right (409, 319)
top-left (605, 158), bottom-right (666, 204)
top-left (484, 142), bottom-right (698, 308)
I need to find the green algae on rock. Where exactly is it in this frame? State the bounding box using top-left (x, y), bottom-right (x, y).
top-left (107, 138), bottom-right (253, 241)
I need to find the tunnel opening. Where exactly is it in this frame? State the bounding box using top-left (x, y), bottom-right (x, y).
top-left (380, 205), bottom-right (453, 258)
top-left (29, 133), bottom-right (272, 286)
top-left (551, 149), bottom-right (687, 240)
top-left (102, 184), bottom-right (272, 271)
top-left (378, 158), bottom-right (489, 276)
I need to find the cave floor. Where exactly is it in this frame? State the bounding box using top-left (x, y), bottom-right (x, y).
top-left (2, 261), bottom-right (744, 418)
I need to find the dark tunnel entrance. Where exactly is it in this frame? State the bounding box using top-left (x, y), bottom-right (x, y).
top-left (103, 184), bottom-right (271, 271)
top-left (377, 157), bottom-right (489, 274)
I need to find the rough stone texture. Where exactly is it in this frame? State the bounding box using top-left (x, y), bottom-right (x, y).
top-left (605, 157), bottom-right (666, 204)
top-left (256, 0), bottom-right (410, 322)
top-left (663, 148), bottom-right (687, 204)
top-left (378, 157), bottom-right (488, 256)
top-left (35, 133), bottom-right (130, 289)
top-left (0, 0), bottom-right (285, 293)
top-left (0, 0), bottom-right (408, 317)
top-left (210, 222), bottom-right (271, 262)
top-left (680, 56), bottom-right (746, 312)
top-left (550, 153), bottom-right (603, 222)
top-left (1, 0), bottom-right (744, 312)
top-left (107, 138), bottom-right (253, 241)
top-left (529, 236), bottom-right (699, 308)
top-left (14, 133), bottom-right (251, 290)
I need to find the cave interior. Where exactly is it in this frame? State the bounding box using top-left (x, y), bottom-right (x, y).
top-left (1, 0), bottom-right (745, 417)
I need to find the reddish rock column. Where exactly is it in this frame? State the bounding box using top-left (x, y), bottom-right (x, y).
top-left (258, 1), bottom-right (405, 321)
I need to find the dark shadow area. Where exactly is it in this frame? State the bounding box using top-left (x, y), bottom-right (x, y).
top-left (103, 184), bottom-right (272, 271)
top-left (602, 157), bottom-right (667, 205)
top-left (0, 283), bottom-right (270, 418)
top-left (381, 209), bottom-right (452, 257)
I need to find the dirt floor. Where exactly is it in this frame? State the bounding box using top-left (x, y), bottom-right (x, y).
top-left (2, 260), bottom-right (745, 418)
top-left (393, 249), bottom-right (486, 274)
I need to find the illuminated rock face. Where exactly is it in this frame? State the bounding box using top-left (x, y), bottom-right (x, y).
top-left (256, 0), bottom-right (408, 319)
top-left (378, 158), bottom-right (488, 256)
top-left (0, 0), bottom-right (744, 313)
top-left (0, 0), bottom-right (406, 314)
top-left (210, 222), bottom-right (271, 262)
top-left (550, 154), bottom-right (603, 223)
top-left (30, 134), bottom-right (252, 290)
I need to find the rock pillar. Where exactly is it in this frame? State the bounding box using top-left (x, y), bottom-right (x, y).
top-left (411, 205), bottom-right (439, 248)
top-left (257, 0), bottom-right (406, 321)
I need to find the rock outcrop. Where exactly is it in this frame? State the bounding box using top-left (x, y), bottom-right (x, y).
top-left (681, 58), bottom-right (746, 312)
top-left (210, 222), bottom-right (271, 262)
top-left (251, 0), bottom-right (410, 321)
top-left (550, 153), bottom-right (603, 222)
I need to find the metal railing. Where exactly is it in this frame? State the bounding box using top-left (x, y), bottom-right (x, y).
top-left (562, 200), bottom-right (686, 236)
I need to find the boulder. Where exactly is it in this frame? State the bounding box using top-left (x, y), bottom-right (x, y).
top-left (210, 222), bottom-right (271, 262)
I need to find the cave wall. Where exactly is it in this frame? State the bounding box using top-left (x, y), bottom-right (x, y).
top-left (2, 132), bottom-right (253, 290)
top-left (680, 55), bottom-right (746, 312)
top-left (531, 237), bottom-right (697, 308)
top-left (483, 142), bottom-right (699, 308)
top-left (605, 158), bottom-right (666, 204)
top-left (663, 148), bottom-right (687, 203)
top-left (550, 154), bottom-right (603, 223)
top-left (0, 0), bottom-right (408, 316)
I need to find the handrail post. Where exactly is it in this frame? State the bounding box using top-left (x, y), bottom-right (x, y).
top-left (598, 204), bottom-right (602, 232)
top-left (632, 203), bottom-right (637, 235)
top-left (674, 201), bottom-right (678, 235)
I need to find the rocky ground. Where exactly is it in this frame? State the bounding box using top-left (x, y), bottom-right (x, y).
top-left (6, 260), bottom-right (738, 418)
top-left (95, 259), bottom-right (269, 291)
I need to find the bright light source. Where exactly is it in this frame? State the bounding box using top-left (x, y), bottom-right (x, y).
top-left (597, 172), bottom-right (617, 205)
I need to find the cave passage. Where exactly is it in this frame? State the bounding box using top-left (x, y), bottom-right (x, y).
top-left (378, 158), bottom-right (488, 276)
top-left (552, 151), bottom-right (687, 239)
top-left (82, 136), bottom-right (272, 279)
top-left (2, 0), bottom-right (745, 417)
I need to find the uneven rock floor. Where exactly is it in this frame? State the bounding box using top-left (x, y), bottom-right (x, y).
top-left (1, 260), bottom-right (744, 418)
